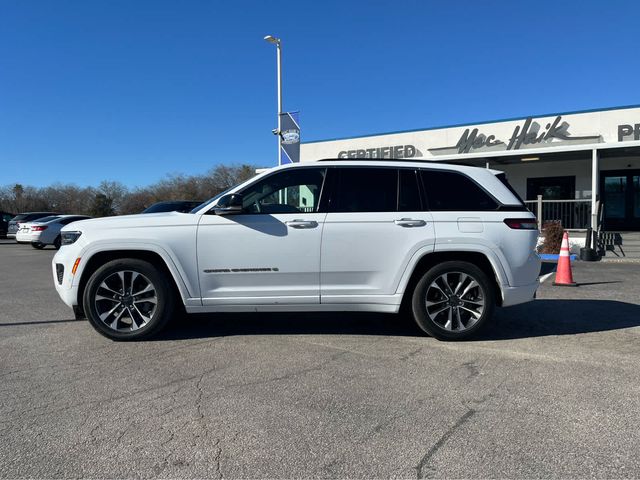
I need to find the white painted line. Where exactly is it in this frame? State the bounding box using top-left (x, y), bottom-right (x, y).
top-left (538, 272), bottom-right (555, 284)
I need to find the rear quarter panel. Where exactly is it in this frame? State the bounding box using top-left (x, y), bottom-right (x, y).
top-left (431, 211), bottom-right (539, 287)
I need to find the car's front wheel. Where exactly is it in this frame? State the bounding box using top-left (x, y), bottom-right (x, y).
top-left (411, 261), bottom-right (495, 340)
top-left (83, 258), bottom-right (175, 340)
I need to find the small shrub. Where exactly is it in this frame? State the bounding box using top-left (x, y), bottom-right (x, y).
top-left (541, 221), bottom-right (564, 254)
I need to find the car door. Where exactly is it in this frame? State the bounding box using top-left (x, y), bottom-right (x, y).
top-left (197, 167), bottom-right (328, 306)
top-left (320, 167), bottom-right (435, 305)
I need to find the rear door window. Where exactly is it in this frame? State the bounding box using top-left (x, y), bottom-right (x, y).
top-left (331, 168), bottom-right (397, 212)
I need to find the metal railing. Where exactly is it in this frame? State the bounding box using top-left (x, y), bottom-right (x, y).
top-left (524, 195), bottom-right (591, 230)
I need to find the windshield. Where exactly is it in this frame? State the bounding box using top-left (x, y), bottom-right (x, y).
top-left (143, 201), bottom-right (202, 214)
top-left (189, 185), bottom-right (238, 213)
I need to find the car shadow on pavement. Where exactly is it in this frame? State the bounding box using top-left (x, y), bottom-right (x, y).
top-left (158, 311), bottom-right (422, 340)
top-left (155, 299), bottom-right (640, 341)
top-left (480, 299), bottom-right (640, 340)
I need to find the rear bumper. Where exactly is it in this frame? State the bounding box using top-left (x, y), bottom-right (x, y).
top-left (501, 281), bottom-right (538, 307)
top-left (16, 233), bottom-right (40, 243)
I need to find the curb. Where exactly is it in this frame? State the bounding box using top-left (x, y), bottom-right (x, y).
top-left (538, 253), bottom-right (577, 262)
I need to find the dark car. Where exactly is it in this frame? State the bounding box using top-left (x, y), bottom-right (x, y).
top-left (7, 212), bottom-right (58, 239)
top-left (142, 201), bottom-right (203, 214)
top-left (1, 211), bottom-right (16, 238)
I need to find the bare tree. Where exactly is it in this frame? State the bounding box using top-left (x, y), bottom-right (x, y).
top-left (0, 184), bottom-right (48, 212)
top-left (202, 164), bottom-right (258, 197)
top-left (0, 163), bottom-right (262, 216)
top-left (119, 189), bottom-right (154, 215)
top-left (97, 181), bottom-right (128, 213)
top-left (40, 184), bottom-right (95, 214)
top-left (89, 193), bottom-right (115, 217)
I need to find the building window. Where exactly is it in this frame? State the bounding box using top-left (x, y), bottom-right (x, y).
top-left (526, 176), bottom-right (576, 200)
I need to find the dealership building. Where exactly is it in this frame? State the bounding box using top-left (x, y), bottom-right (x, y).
top-left (300, 105), bottom-right (640, 255)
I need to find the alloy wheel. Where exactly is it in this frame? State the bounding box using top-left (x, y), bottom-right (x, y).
top-left (425, 271), bottom-right (485, 332)
top-left (94, 270), bottom-right (158, 332)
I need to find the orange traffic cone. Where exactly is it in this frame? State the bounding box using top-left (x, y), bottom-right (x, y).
top-left (553, 231), bottom-right (577, 287)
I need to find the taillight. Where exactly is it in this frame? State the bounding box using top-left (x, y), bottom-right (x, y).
top-left (504, 218), bottom-right (538, 230)
top-left (31, 226), bottom-right (48, 231)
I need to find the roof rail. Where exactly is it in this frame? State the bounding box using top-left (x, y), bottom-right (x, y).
top-left (315, 157), bottom-right (458, 166)
top-left (317, 157), bottom-right (419, 162)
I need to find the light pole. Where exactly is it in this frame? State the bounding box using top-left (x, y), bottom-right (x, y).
top-left (264, 35), bottom-right (282, 165)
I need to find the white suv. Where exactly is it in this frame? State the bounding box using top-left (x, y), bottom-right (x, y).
top-left (52, 160), bottom-right (540, 341)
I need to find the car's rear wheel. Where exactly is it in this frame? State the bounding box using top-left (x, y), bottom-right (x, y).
top-left (31, 242), bottom-right (45, 249)
top-left (83, 258), bottom-right (175, 341)
top-left (411, 261), bottom-right (495, 340)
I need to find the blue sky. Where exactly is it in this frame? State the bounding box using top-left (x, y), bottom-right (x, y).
top-left (0, 0), bottom-right (638, 188)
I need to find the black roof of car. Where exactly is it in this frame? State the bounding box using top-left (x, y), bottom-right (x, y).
top-left (11, 212), bottom-right (58, 220)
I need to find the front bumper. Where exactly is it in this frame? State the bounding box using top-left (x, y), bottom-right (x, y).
top-left (52, 245), bottom-right (83, 308)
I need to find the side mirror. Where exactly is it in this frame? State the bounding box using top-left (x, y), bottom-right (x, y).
top-left (213, 193), bottom-right (243, 215)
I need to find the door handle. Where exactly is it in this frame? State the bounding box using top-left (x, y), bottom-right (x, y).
top-left (394, 218), bottom-right (426, 227)
top-left (286, 219), bottom-right (318, 229)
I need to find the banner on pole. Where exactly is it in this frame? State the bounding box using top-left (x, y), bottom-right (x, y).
top-left (280, 111), bottom-right (300, 163)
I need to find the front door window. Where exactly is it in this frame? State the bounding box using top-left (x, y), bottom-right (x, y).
top-left (241, 168), bottom-right (326, 214)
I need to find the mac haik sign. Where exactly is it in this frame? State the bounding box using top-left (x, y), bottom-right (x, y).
top-left (429, 115), bottom-right (601, 155)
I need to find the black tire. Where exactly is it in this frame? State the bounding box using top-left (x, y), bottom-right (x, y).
top-left (53, 236), bottom-right (61, 250)
top-left (83, 258), bottom-right (175, 341)
top-left (411, 261), bottom-right (495, 341)
top-left (31, 242), bottom-right (45, 250)
top-left (72, 305), bottom-right (86, 320)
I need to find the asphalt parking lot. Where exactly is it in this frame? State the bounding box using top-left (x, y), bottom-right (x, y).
top-left (1, 240), bottom-right (639, 478)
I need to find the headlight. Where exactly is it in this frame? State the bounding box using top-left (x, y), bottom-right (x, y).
top-left (61, 231), bottom-right (82, 246)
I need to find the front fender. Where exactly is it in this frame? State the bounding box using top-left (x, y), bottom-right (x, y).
top-left (72, 241), bottom-right (197, 304)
